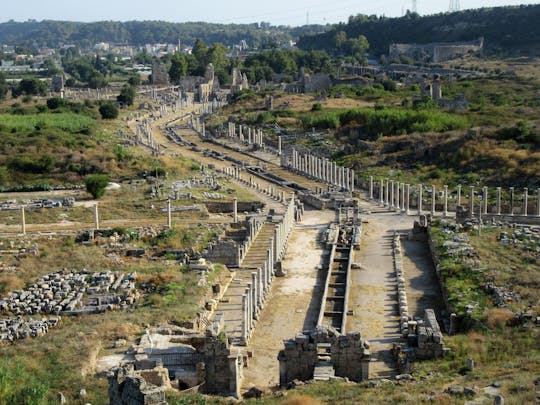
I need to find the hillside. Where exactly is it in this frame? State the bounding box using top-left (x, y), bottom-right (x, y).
top-left (0, 20), bottom-right (328, 49)
top-left (298, 4), bottom-right (540, 56)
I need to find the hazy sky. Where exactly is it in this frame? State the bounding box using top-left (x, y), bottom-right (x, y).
top-left (3, 1), bottom-right (539, 26)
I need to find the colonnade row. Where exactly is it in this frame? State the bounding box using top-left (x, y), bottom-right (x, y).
top-left (221, 166), bottom-right (288, 205)
top-left (239, 194), bottom-right (296, 344)
top-left (368, 176), bottom-right (540, 217)
top-left (227, 123), bottom-right (265, 149)
top-left (289, 149), bottom-right (355, 192)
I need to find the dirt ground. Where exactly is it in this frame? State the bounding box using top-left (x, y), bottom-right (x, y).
top-left (241, 208), bottom-right (335, 389)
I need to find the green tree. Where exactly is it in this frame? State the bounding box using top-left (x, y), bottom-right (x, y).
top-left (85, 174), bottom-right (109, 199)
top-left (99, 102), bottom-right (118, 119)
top-left (117, 84), bottom-right (136, 106)
top-left (168, 52), bottom-right (187, 83)
top-left (12, 78), bottom-right (47, 98)
top-left (0, 72), bottom-right (8, 100)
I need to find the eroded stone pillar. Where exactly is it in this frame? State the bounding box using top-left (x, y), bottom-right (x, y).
top-left (233, 197), bottom-right (238, 222)
top-left (20, 205), bottom-right (26, 235)
top-left (443, 185), bottom-right (449, 217)
top-left (379, 179), bottom-right (384, 205)
top-left (390, 181), bottom-right (395, 210)
top-left (369, 176), bottom-right (374, 200)
top-left (509, 187), bottom-right (514, 215)
top-left (385, 178), bottom-right (389, 206)
top-left (405, 184), bottom-right (410, 215)
top-left (167, 199), bottom-right (172, 228)
top-left (457, 185), bottom-right (462, 207)
top-left (94, 204), bottom-right (100, 230)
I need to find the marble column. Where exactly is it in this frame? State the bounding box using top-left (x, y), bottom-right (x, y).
top-left (418, 185), bottom-right (423, 215)
top-left (20, 206), bottom-right (26, 235)
top-left (350, 170), bottom-right (355, 192)
top-left (509, 187), bottom-right (514, 215)
top-left (94, 204), bottom-right (99, 230)
top-left (379, 179), bottom-right (384, 205)
top-left (395, 182), bottom-right (400, 212)
top-left (167, 199), bottom-right (172, 228)
top-left (233, 197), bottom-right (238, 222)
top-left (457, 185), bottom-right (462, 207)
top-left (385, 178), bottom-right (389, 206)
top-left (405, 184), bottom-right (410, 215)
top-left (390, 181), bottom-right (395, 210)
top-left (369, 176), bottom-right (374, 199)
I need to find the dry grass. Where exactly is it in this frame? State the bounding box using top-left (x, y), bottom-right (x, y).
top-left (486, 308), bottom-right (515, 329)
top-left (282, 395), bottom-right (324, 405)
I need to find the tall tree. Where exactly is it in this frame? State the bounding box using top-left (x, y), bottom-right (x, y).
top-left (168, 52), bottom-right (187, 83)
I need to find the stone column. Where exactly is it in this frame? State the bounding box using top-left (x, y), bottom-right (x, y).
top-left (401, 183), bottom-right (406, 213)
top-left (405, 184), bottom-right (410, 215)
top-left (233, 197), bottom-right (238, 222)
top-left (385, 178), bottom-right (389, 206)
top-left (20, 205), bottom-right (26, 235)
top-left (252, 272), bottom-right (258, 315)
top-left (469, 186), bottom-right (475, 216)
top-left (257, 268), bottom-right (263, 306)
top-left (509, 187), bottom-right (514, 215)
top-left (443, 185), bottom-right (449, 217)
top-left (457, 185), bottom-right (462, 207)
top-left (496, 187), bottom-right (502, 215)
top-left (167, 199), bottom-right (172, 228)
top-left (369, 176), bottom-right (374, 200)
top-left (395, 182), bottom-right (400, 212)
top-left (390, 181), bottom-right (395, 210)
top-left (350, 169), bottom-right (355, 192)
top-left (431, 185), bottom-right (436, 215)
top-left (241, 294), bottom-right (248, 343)
top-left (523, 188), bottom-right (528, 216)
top-left (379, 179), bottom-right (384, 205)
top-left (94, 204), bottom-right (100, 230)
top-left (246, 284), bottom-right (253, 329)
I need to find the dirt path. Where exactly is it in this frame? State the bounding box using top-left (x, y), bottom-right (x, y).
top-left (347, 203), bottom-right (415, 378)
top-left (241, 208), bottom-right (334, 389)
top-left (401, 239), bottom-right (445, 320)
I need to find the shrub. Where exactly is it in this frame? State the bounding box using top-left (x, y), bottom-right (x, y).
top-left (85, 174), bottom-right (109, 199)
top-left (99, 102), bottom-right (118, 119)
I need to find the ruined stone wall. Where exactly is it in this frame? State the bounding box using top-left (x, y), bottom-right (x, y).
top-left (202, 336), bottom-right (242, 398)
top-left (108, 365), bottom-right (167, 405)
top-left (204, 239), bottom-right (239, 266)
top-left (203, 201), bottom-right (265, 213)
top-left (331, 332), bottom-right (370, 381)
top-left (278, 335), bottom-right (318, 386)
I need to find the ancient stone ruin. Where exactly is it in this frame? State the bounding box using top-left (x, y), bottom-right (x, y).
top-left (278, 326), bottom-right (371, 387)
top-left (0, 269), bottom-right (138, 343)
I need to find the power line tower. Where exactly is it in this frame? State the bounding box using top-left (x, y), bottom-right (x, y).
top-left (412, 0), bottom-right (417, 13)
top-left (449, 0), bottom-right (460, 12)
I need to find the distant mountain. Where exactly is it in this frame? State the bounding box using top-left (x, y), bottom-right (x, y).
top-left (0, 20), bottom-right (329, 49)
top-left (297, 5), bottom-right (540, 57)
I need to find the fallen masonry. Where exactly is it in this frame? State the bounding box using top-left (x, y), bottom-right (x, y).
top-left (108, 325), bottom-right (246, 403)
top-left (0, 269), bottom-right (138, 343)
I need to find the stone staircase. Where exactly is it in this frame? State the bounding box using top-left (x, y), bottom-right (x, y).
top-left (213, 222), bottom-right (275, 344)
top-left (313, 343), bottom-right (335, 381)
top-left (240, 223), bottom-right (275, 268)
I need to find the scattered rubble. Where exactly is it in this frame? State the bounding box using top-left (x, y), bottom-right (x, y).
top-left (0, 269), bottom-right (138, 343)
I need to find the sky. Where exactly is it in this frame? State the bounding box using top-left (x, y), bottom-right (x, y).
top-left (2, 0), bottom-right (539, 26)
